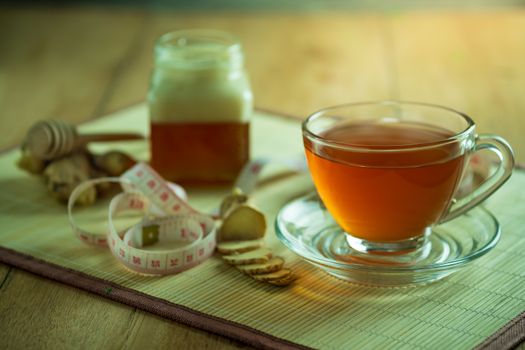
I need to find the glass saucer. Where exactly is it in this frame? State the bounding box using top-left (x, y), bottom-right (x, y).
top-left (275, 193), bottom-right (500, 287)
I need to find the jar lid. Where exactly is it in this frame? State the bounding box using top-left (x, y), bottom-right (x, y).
top-left (155, 29), bottom-right (243, 69)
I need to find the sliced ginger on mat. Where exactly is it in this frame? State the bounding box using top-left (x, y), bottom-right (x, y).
top-left (218, 245), bottom-right (297, 287)
top-left (252, 268), bottom-right (293, 282)
top-left (217, 240), bottom-right (264, 255)
top-left (222, 248), bottom-right (272, 265)
top-left (216, 190), bottom-right (296, 286)
top-left (267, 274), bottom-right (297, 286)
top-left (236, 257), bottom-right (285, 275)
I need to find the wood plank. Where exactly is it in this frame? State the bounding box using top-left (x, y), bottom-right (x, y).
top-left (0, 263), bottom-right (11, 290)
top-left (0, 267), bottom-right (252, 349)
top-left (0, 7), bottom-right (145, 151)
top-left (388, 10), bottom-right (525, 163)
top-left (0, 268), bottom-right (133, 349)
top-left (124, 310), bottom-right (250, 349)
top-left (104, 12), bottom-right (392, 118)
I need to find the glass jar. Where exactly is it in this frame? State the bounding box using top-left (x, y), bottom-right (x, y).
top-left (148, 29), bottom-right (253, 184)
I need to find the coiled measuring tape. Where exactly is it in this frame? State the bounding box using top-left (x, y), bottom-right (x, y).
top-left (68, 157), bottom-right (308, 275)
top-left (68, 163), bottom-right (216, 275)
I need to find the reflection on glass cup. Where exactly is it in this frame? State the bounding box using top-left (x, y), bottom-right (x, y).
top-left (303, 101), bottom-right (514, 254)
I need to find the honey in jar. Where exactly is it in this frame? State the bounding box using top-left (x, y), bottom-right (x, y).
top-left (148, 30), bottom-right (253, 184)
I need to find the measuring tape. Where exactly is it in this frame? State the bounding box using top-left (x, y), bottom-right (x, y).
top-left (68, 157), bottom-right (307, 275)
top-left (68, 163), bottom-right (216, 275)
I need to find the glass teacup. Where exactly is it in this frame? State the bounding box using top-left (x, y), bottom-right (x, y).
top-left (303, 101), bottom-right (514, 254)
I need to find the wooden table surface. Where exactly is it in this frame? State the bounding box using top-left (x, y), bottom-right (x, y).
top-left (1, 5), bottom-right (525, 349)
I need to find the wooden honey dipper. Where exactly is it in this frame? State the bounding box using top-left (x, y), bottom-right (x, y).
top-left (24, 119), bottom-right (144, 160)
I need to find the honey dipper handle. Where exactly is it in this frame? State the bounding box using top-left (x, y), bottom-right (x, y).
top-left (76, 133), bottom-right (144, 144)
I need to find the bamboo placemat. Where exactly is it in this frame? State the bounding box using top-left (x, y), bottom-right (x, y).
top-left (1, 104), bottom-right (524, 350)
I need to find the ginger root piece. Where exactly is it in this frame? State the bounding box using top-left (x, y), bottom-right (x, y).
top-left (17, 125), bottom-right (137, 206)
top-left (17, 149), bottom-right (48, 175)
top-left (215, 188), bottom-right (297, 286)
top-left (90, 150), bottom-right (136, 196)
top-left (43, 151), bottom-right (96, 205)
top-left (222, 248), bottom-right (272, 265)
top-left (236, 257), bottom-right (285, 275)
top-left (93, 150), bottom-right (136, 177)
top-left (217, 240), bottom-right (264, 255)
top-left (92, 170), bottom-right (114, 196)
top-left (218, 204), bottom-right (266, 242)
top-left (219, 187), bottom-right (248, 218)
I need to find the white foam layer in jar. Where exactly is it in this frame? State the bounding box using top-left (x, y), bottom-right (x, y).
top-left (149, 37), bottom-right (252, 124)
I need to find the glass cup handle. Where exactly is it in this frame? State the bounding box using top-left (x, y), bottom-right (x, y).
top-left (440, 134), bottom-right (515, 223)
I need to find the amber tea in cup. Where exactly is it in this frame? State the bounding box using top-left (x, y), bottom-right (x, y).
top-left (303, 101), bottom-right (514, 254)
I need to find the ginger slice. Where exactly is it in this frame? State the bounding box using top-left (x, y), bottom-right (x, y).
top-left (217, 240), bottom-right (264, 255)
top-left (267, 274), bottom-right (297, 286)
top-left (218, 204), bottom-right (266, 242)
top-left (222, 248), bottom-right (272, 265)
top-left (252, 268), bottom-right (292, 282)
top-left (237, 257), bottom-right (285, 275)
